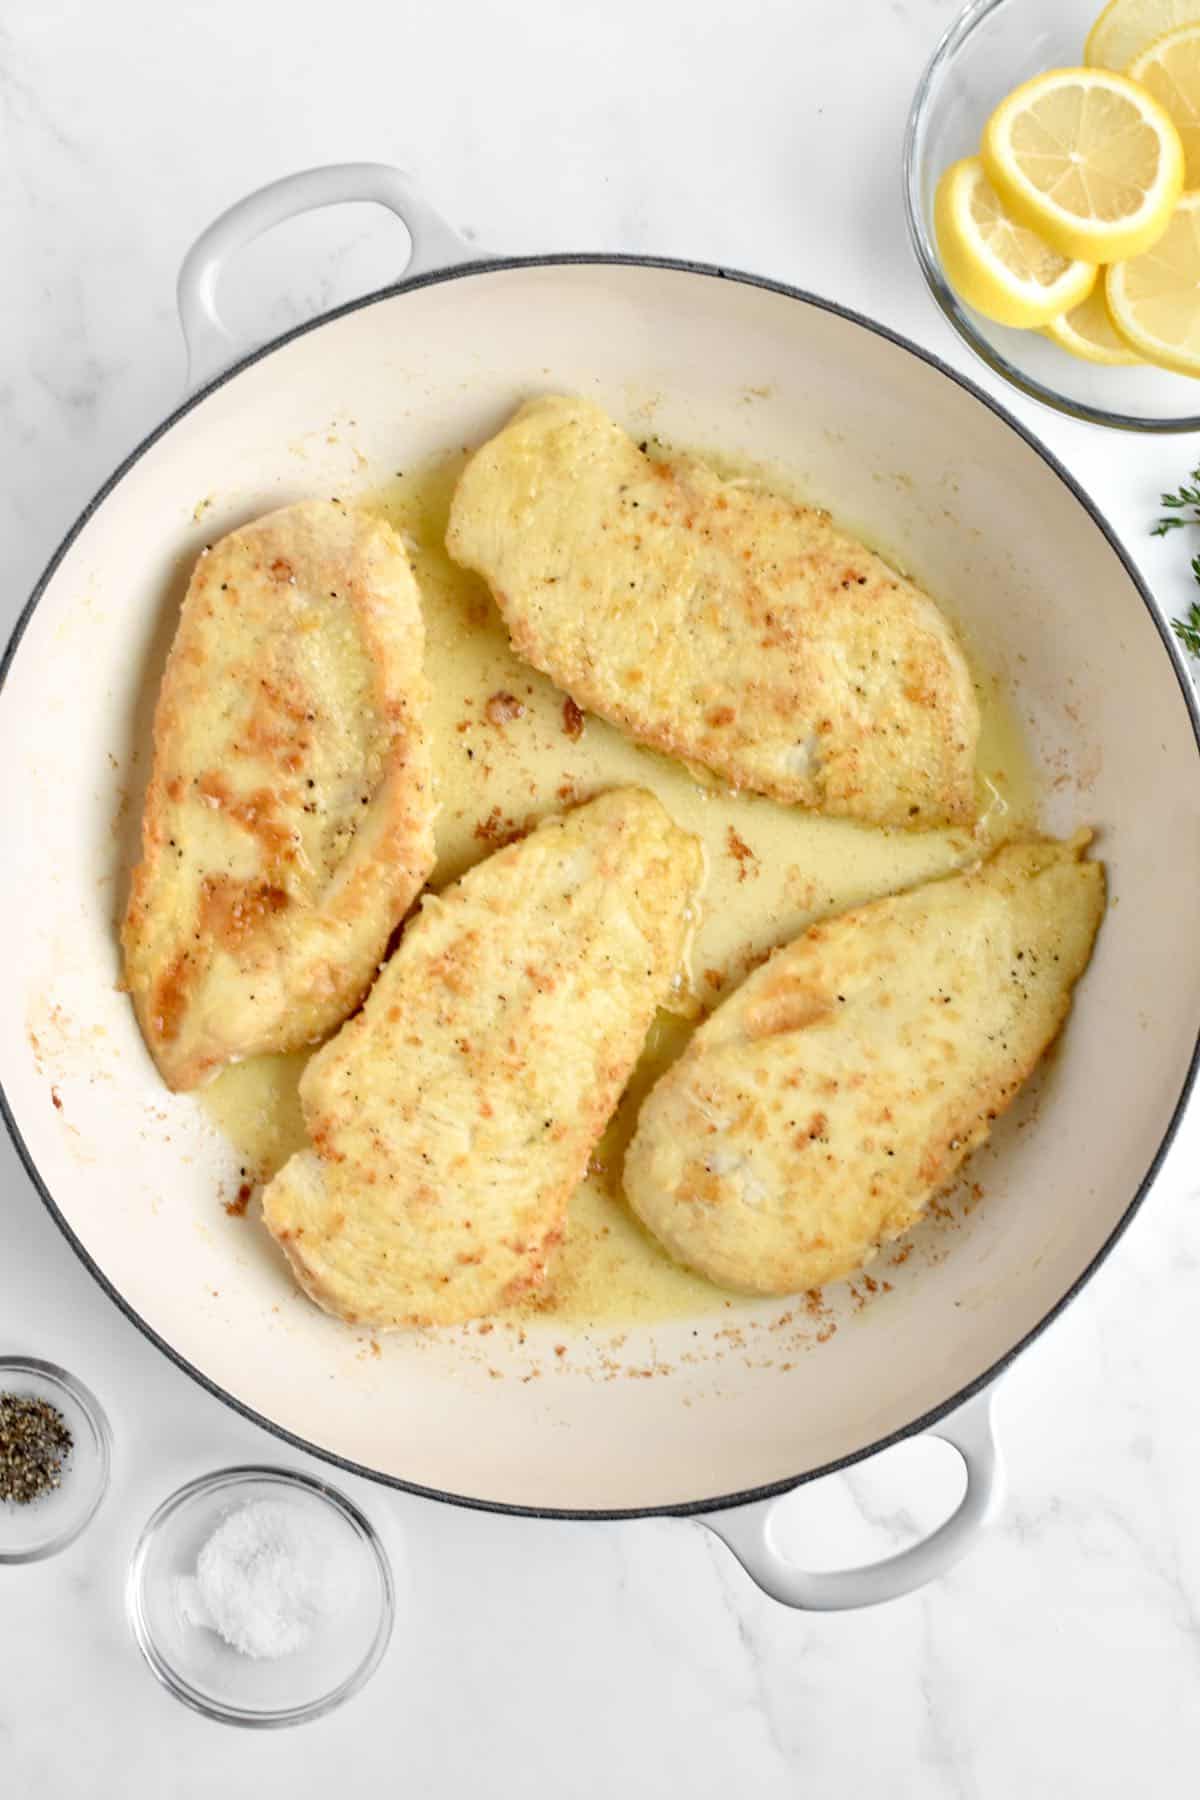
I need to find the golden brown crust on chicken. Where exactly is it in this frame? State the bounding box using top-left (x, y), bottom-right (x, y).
top-left (261, 788), bottom-right (706, 1328)
top-left (624, 834), bottom-right (1104, 1294)
top-left (122, 502), bottom-right (435, 1090)
top-left (446, 396), bottom-right (980, 828)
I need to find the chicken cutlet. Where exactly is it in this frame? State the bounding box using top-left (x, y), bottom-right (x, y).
top-left (624, 833), bottom-right (1104, 1294)
top-left (445, 395), bottom-right (980, 828)
top-left (123, 501), bottom-right (435, 1091)
top-left (261, 788), bottom-right (706, 1328)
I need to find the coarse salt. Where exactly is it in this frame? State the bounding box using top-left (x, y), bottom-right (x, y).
top-left (174, 1497), bottom-right (339, 1659)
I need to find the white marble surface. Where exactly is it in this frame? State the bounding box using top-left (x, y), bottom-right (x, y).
top-left (3, 0), bottom-right (1200, 1791)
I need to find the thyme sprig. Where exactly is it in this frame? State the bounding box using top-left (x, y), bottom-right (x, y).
top-left (1153, 468), bottom-right (1200, 657)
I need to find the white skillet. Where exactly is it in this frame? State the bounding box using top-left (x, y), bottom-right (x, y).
top-left (3, 165), bottom-right (1198, 1610)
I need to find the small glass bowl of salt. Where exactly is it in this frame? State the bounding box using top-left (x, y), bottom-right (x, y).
top-left (127, 1466), bottom-right (394, 1726)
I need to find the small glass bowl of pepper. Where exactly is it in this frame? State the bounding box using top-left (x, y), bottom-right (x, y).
top-left (0, 1356), bottom-right (111, 1562)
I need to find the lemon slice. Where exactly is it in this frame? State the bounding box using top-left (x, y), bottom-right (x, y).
top-left (1129, 23), bottom-right (1200, 185)
top-left (1106, 189), bottom-right (1200, 373)
top-left (981, 67), bottom-right (1184, 261)
top-left (934, 157), bottom-right (1097, 328)
top-left (1044, 285), bottom-right (1144, 362)
top-left (1086, 0), bottom-right (1200, 72)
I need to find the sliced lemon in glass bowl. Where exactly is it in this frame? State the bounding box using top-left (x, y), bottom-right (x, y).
top-left (1106, 189), bottom-right (1200, 374)
top-left (1086, 0), bottom-right (1200, 72)
top-left (981, 67), bottom-right (1184, 262)
top-left (934, 156), bottom-right (1097, 328)
top-left (905, 0), bottom-right (1200, 428)
top-left (1128, 23), bottom-right (1200, 186)
top-left (1044, 286), bottom-right (1144, 363)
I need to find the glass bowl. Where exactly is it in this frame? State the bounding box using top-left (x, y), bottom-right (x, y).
top-left (127, 1466), bottom-right (394, 1728)
top-left (0, 1357), bottom-right (111, 1562)
top-left (905, 0), bottom-right (1200, 431)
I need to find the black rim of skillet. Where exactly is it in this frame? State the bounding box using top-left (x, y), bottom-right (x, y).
top-left (3, 252), bottom-right (1199, 1522)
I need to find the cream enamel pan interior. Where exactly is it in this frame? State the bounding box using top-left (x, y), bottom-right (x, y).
top-left (4, 185), bottom-right (1200, 1542)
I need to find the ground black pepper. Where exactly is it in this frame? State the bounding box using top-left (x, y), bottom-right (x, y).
top-left (0, 1392), bottom-right (73, 1504)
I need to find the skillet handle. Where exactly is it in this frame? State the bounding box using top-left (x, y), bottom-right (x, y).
top-left (176, 162), bottom-right (475, 390)
top-left (699, 1385), bottom-right (1002, 1610)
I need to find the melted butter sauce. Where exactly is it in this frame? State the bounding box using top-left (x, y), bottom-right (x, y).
top-left (202, 447), bottom-right (1038, 1328)
top-left (202, 1048), bottom-right (310, 1179)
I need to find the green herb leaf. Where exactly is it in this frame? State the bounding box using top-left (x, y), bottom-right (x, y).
top-left (1172, 601), bottom-right (1200, 660)
top-left (1157, 467), bottom-right (1200, 513)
